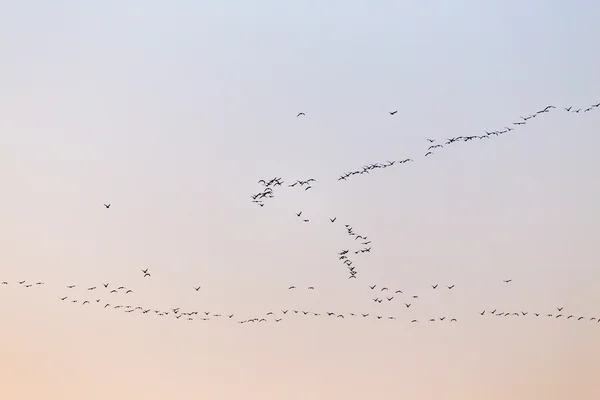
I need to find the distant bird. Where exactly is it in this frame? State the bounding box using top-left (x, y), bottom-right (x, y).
top-left (503, 279), bottom-right (512, 283)
top-left (66, 285), bottom-right (75, 289)
top-left (330, 217), bottom-right (336, 222)
top-left (288, 286), bottom-right (296, 290)
top-left (308, 286), bottom-right (315, 290)
top-left (296, 211), bottom-right (302, 217)
top-left (125, 290), bottom-right (133, 294)
top-left (103, 283), bottom-right (109, 288)
top-left (194, 286), bottom-right (201, 291)
top-left (426, 138), bottom-right (435, 143)
top-left (60, 296), bottom-right (67, 301)
top-left (142, 269), bottom-right (149, 274)
top-left (431, 284), bottom-right (438, 289)
top-left (296, 112), bottom-right (305, 117)
top-left (405, 303), bottom-right (411, 308)
top-left (389, 110), bottom-right (398, 115)
top-left (447, 285), bottom-right (455, 289)
top-left (144, 273), bottom-right (151, 278)
top-left (425, 152), bottom-right (433, 157)
top-left (557, 307), bottom-right (563, 312)
top-left (104, 204), bottom-right (111, 208)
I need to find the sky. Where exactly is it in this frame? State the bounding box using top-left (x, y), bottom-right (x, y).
top-left (1, 1), bottom-right (599, 399)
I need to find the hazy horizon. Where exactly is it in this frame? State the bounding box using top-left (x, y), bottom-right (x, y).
top-left (1, 1), bottom-right (599, 399)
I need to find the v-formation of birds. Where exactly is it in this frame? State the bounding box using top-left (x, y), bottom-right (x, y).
top-left (6, 100), bottom-right (598, 327)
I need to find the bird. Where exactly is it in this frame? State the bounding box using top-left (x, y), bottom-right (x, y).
top-left (431, 284), bottom-right (438, 289)
top-left (389, 110), bottom-right (398, 115)
top-left (330, 217), bottom-right (336, 222)
top-left (503, 279), bottom-right (512, 283)
top-left (142, 269), bottom-right (149, 274)
top-left (144, 273), bottom-right (151, 278)
top-left (296, 112), bottom-right (305, 117)
top-left (288, 286), bottom-right (296, 290)
top-left (104, 204), bottom-right (111, 208)
top-left (425, 152), bottom-right (433, 157)
top-left (404, 303), bottom-right (411, 308)
top-left (447, 285), bottom-right (455, 289)
top-left (194, 286), bottom-right (201, 291)
top-left (557, 307), bottom-right (563, 312)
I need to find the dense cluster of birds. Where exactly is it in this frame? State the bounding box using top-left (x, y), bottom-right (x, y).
top-left (3, 100), bottom-right (598, 329)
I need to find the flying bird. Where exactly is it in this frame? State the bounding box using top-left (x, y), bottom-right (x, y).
top-left (296, 112), bottom-right (305, 117)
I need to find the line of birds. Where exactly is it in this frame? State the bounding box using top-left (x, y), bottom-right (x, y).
top-left (290, 102), bottom-right (599, 184)
top-left (3, 278), bottom-right (598, 326)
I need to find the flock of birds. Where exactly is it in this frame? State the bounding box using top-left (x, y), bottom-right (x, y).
top-left (3, 99), bottom-right (598, 328)
top-left (2, 278), bottom-right (598, 325)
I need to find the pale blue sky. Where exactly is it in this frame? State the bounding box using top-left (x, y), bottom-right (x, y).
top-left (1, 1), bottom-right (599, 399)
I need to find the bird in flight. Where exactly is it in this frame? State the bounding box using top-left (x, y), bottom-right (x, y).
top-left (330, 217), bottom-right (336, 222)
top-left (104, 204), bottom-right (111, 208)
top-left (296, 112), bottom-right (305, 117)
top-left (431, 284), bottom-right (438, 289)
top-left (503, 279), bottom-right (512, 283)
top-left (194, 286), bottom-right (201, 291)
top-left (389, 110), bottom-right (398, 115)
top-left (447, 285), bottom-right (455, 289)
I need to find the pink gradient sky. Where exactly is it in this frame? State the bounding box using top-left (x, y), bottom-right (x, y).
top-left (1, 1), bottom-right (599, 399)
